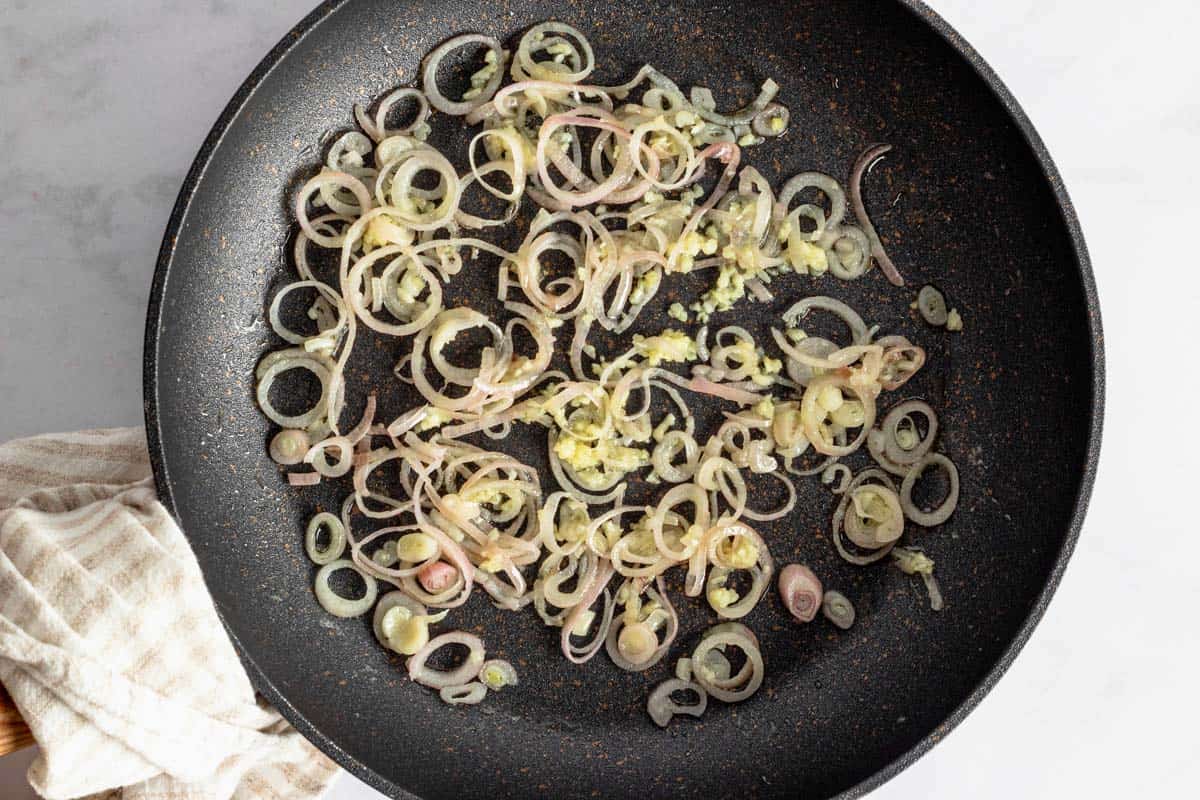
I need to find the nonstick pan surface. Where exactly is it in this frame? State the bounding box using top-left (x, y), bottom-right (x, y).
top-left (144, 1), bottom-right (1103, 797)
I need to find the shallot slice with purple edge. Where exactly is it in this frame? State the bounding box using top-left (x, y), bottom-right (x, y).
top-left (849, 143), bottom-right (906, 286)
top-left (778, 563), bottom-right (823, 622)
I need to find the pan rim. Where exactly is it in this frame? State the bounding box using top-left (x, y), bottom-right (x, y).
top-left (142, 2), bottom-right (1104, 797)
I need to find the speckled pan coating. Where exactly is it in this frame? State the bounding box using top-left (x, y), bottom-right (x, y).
top-left (143, 1), bottom-right (1104, 798)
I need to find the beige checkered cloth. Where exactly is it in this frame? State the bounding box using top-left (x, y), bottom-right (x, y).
top-left (0, 429), bottom-right (339, 800)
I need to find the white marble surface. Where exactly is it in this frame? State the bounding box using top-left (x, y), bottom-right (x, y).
top-left (0, 0), bottom-right (1194, 797)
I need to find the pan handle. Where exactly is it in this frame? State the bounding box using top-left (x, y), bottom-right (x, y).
top-left (0, 685), bottom-right (33, 755)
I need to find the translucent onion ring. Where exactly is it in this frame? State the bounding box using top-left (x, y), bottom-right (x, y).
top-left (628, 117), bottom-right (698, 191)
top-left (346, 246), bottom-right (443, 337)
top-left (821, 462), bottom-right (853, 493)
top-left (705, 522), bottom-right (774, 616)
top-left (456, 161), bottom-right (521, 229)
top-left (429, 308), bottom-right (505, 386)
top-left (738, 470), bottom-right (797, 522)
top-left (877, 336), bottom-right (927, 391)
top-left (514, 22), bottom-right (595, 83)
top-left (786, 202), bottom-right (827, 244)
top-left (881, 399), bottom-right (939, 466)
top-left (373, 88), bottom-right (431, 141)
top-left (422, 34), bottom-right (507, 115)
top-left (705, 564), bottom-right (770, 620)
top-left (255, 354), bottom-right (333, 430)
top-left (306, 512), bottom-right (347, 565)
top-left (823, 224), bottom-right (873, 280)
top-left (561, 558), bottom-right (615, 664)
top-left (407, 631), bottom-right (487, 689)
top-left (691, 622), bottom-right (764, 703)
top-left (542, 550), bottom-right (599, 608)
top-left (303, 435), bottom-right (355, 478)
top-left (843, 483), bottom-right (905, 549)
top-left (775, 171), bottom-right (846, 231)
top-left (486, 79), bottom-right (616, 121)
top-left (409, 316), bottom-right (494, 413)
top-left (779, 336), bottom-right (838, 387)
top-left (650, 483), bottom-right (710, 561)
top-left (647, 678), bottom-right (707, 727)
top-left (467, 126), bottom-right (528, 202)
top-left (849, 143), bottom-right (905, 286)
top-left (917, 285), bottom-right (949, 325)
top-left (296, 170), bottom-right (373, 248)
top-left (605, 579), bottom-right (677, 671)
top-left (780, 296), bottom-right (870, 345)
top-left (899, 452), bottom-right (960, 527)
top-left (268, 279), bottom-right (346, 345)
top-left (536, 112), bottom-right (642, 207)
top-left (293, 214), bottom-right (352, 278)
top-left (832, 468), bottom-right (900, 565)
top-left (652, 430), bottom-right (699, 483)
top-left (822, 590), bottom-right (856, 629)
top-left (440, 682), bottom-right (488, 705)
top-left (314, 559), bottom-right (378, 618)
top-left (388, 149), bottom-right (462, 230)
top-left (609, 542), bottom-right (672, 580)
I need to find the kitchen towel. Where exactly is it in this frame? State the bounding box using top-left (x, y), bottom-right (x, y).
top-left (0, 428), bottom-right (339, 800)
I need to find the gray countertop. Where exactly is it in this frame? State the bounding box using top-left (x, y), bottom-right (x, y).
top-left (0, 1), bottom-right (1192, 798)
top-left (1, 0), bottom-right (310, 440)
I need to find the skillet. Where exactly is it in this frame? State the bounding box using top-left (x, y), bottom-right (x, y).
top-left (143, 1), bottom-right (1104, 797)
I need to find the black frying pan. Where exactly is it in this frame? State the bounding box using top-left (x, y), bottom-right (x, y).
top-left (143, 1), bottom-right (1103, 797)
